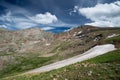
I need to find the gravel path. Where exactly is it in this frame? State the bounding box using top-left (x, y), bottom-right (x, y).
top-left (24, 44), bottom-right (116, 74)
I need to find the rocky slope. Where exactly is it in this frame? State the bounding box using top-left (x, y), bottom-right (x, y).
top-left (0, 25), bottom-right (120, 78)
top-left (0, 25), bottom-right (119, 54)
top-left (0, 27), bottom-right (53, 53)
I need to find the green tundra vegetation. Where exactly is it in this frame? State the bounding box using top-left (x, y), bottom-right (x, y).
top-left (2, 49), bottom-right (120, 80)
top-left (0, 26), bottom-right (120, 79)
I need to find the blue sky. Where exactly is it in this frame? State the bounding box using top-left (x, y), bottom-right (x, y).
top-left (0, 0), bottom-right (120, 33)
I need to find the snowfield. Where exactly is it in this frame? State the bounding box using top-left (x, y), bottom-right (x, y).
top-left (24, 44), bottom-right (116, 74)
top-left (107, 34), bottom-right (119, 38)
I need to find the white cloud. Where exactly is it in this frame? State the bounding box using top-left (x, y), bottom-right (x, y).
top-left (69, 6), bottom-right (79, 15)
top-left (0, 11), bottom-right (74, 31)
top-left (49, 20), bottom-right (77, 27)
top-left (0, 25), bottom-right (7, 28)
top-left (29, 12), bottom-right (58, 24)
top-left (41, 27), bottom-right (54, 30)
top-left (78, 1), bottom-right (120, 27)
top-left (0, 11), bottom-right (37, 29)
top-left (15, 22), bottom-right (36, 29)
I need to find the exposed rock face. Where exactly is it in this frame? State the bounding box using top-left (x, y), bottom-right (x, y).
top-left (54, 25), bottom-right (99, 39)
top-left (0, 27), bottom-right (53, 53)
top-left (0, 25), bottom-right (120, 54)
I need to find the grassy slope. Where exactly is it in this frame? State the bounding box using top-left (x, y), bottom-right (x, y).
top-left (1, 29), bottom-right (120, 79)
top-left (0, 54), bottom-right (54, 78)
top-left (3, 49), bottom-right (120, 80)
top-left (102, 35), bottom-right (120, 48)
top-left (0, 41), bottom-right (78, 78)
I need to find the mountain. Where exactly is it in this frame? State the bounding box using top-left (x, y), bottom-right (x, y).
top-left (0, 25), bottom-right (120, 79)
top-left (0, 27), bottom-right (53, 53)
top-left (8, 49), bottom-right (120, 80)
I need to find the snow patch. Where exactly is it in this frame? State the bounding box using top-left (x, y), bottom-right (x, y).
top-left (73, 32), bottom-right (77, 36)
top-left (78, 31), bottom-right (82, 34)
top-left (45, 43), bottom-right (51, 46)
top-left (73, 31), bottom-right (83, 37)
top-left (25, 44), bottom-right (116, 74)
top-left (107, 34), bottom-right (119, 38)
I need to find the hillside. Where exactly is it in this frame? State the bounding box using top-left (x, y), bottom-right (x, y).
top-left (0, 27), bottom-right (53, 53)
top-left (0, 25), bottom-right (120, 79)
top-left (3, 49), bottom-right (120, 80)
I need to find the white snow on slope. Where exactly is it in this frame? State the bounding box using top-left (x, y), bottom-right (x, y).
top-left (24, 44), bottom-right (116, 74)
top-left (107, 34), bottom-right (119, 38)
